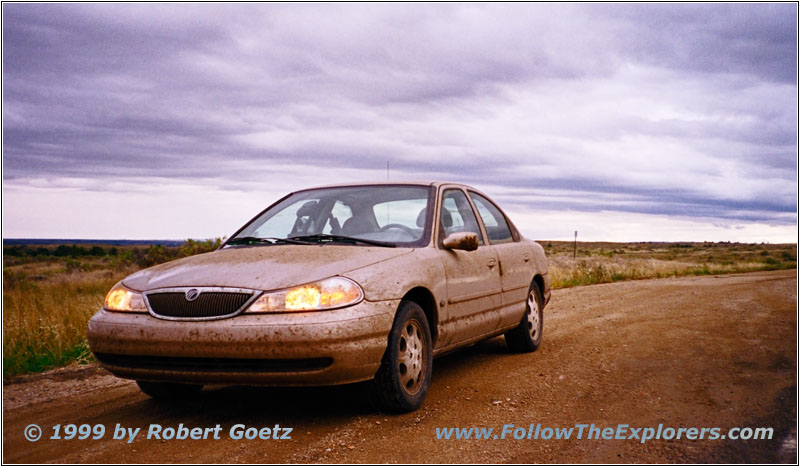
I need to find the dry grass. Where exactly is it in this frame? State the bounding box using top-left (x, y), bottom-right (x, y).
top-left (542, 241), bottom-right (797, 288)
top-left (3, 260), bottom-right (136, 378)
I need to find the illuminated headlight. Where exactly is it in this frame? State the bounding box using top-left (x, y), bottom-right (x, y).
top-left (247, 277), bottom-right (363, 312)
top-left (104, 282), bottom-right (147, 312)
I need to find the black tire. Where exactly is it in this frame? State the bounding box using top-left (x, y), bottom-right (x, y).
top-left (368, 300), bottom-right (433, 413)
top-left (136, 381), bottom-right (203, 399)
top-left (505, 281), bottom-right (544, 353)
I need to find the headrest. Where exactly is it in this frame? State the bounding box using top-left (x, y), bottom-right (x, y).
top-left (440, 209), bottom-right (453, 228)
top-left (416, 208), bottom-right (427, 228)
top-left (296, 201), bottom-right (318, 217)
top-left (418, 207), bottom-right (453, 228)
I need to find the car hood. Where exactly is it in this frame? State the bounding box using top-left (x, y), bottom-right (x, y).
top-left (122, 245), bottom-right (414, 292)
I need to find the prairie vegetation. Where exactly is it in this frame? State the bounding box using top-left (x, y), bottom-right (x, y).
top-left (2, 239), bottom-right (796, 378)
top-left (543, 241), bottom-right (796, 288)
top-left (3, 240), bottom-right (221, 378)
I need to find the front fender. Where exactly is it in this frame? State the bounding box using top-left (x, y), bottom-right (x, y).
top-left (345, 248), bottom-right (447, 305)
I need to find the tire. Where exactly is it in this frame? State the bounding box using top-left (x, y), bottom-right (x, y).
top-left (136, 381), bottom-right (203, 399)
top-left (368, 300), bottom-right (433, 413)
top-left (505, 281), bottom-right (544, 353)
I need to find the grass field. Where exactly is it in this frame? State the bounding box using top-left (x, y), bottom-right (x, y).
top-left (543, 241), bottom-right (797, 288)
top-left (3, 240), bottom-right (220, 379)
top-left (2, 240), bottom-right (796, 379)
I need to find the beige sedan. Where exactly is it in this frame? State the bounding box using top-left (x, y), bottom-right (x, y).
top-left (88, 181), bottom-right (550, 412)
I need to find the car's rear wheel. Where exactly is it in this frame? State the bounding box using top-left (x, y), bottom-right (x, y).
top-left (368, 300), bottom-right (432, 413)
top-left (136, 381), bottom-right (203, 399)
top-left (505, 281), bottom-right (544, 352)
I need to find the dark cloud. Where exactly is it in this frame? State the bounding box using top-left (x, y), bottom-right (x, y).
top-left (598, 3), bottom-right (797, 83)
top-left (2, 3), bottom-right (797, 239)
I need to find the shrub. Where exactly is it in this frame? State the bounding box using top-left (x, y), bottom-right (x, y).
top-left (137, 245), bottom-right (171, 268)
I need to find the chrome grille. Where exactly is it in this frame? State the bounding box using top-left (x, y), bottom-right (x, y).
top-left (144, 287), bottom-right (257, 320)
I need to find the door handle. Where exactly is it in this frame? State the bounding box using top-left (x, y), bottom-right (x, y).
top-left (487, 258), bottom-right (497, 268)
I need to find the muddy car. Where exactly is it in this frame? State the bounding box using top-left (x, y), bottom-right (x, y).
top-left (88, 181), bottom-right (550, 412)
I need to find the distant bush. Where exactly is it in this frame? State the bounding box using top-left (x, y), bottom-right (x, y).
top-left (54, 245), bottom-right (89, 257)
top-left (178, 238), bottom-right (222, 257)
top-left (134, 238), bottom-right (223, 268)
top-left (4, 238), bottom-right (223, 270)
top-left (137, 245), bottom-right (171, 268)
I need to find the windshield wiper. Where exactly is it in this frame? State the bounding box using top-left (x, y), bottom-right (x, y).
top-left (289, 234), bottom-right (396, 248)
top-left (226, 236), bottom-right (312, 246)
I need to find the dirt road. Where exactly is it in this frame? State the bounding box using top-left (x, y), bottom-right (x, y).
top-left (3, 269), bottom-right (796, 463)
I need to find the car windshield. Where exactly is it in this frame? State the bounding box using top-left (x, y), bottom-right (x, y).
top-left (229, 185), bottom-right (435, 247)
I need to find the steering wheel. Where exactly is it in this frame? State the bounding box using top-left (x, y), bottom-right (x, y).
top-left (378, 223), bottom-right (416, 236)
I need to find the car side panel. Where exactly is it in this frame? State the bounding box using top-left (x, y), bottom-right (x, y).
top-left (436, 245), bottom-right (503, 347)
top-left (494, 240), bottom-right (537, 328)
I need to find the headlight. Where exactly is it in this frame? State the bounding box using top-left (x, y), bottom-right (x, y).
top-left (104, 282), bottom-right (147, 312)
top-left (247, 277), bottom-right (363, 312)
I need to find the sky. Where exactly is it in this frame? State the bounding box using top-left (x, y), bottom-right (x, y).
top-left (2, 3), bottom-right (798, 242)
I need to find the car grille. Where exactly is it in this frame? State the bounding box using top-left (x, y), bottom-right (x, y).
top-left (94, 353), bottom-right (333, 373)
top-left (145, 290), bottom-right (255, 319)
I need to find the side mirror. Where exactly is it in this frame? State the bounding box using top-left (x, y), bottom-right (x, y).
top-left (443, 232), bottom-right (479, 251)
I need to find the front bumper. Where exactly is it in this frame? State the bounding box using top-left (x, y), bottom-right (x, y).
top-left (87, 299), bottom-right (398, 386)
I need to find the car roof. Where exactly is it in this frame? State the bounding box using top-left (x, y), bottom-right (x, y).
top-left (301, 180), bottom-right (478, 191)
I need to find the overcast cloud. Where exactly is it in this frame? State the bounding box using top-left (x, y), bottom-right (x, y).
top-left (2, 3), bottom-right (797, 241)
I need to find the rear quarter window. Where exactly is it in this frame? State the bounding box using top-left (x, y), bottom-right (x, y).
top-left (469, 192), bottom-right (514, 244)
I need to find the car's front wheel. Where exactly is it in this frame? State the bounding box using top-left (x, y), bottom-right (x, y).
top-left (505, 281), bottom-right (544, 352)
top-left (136, 381), bottom-right (203, 399)
top-left (368, 300), bottom-right (433, 413)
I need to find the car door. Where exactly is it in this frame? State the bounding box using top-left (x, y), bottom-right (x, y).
top-left (468, 191), bottom-right (532, 328)
top-left (437, 188), bottom-right (503, 347)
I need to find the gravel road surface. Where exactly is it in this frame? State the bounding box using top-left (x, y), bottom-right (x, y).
top-left (3, 269), bottom-right (796, 463)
